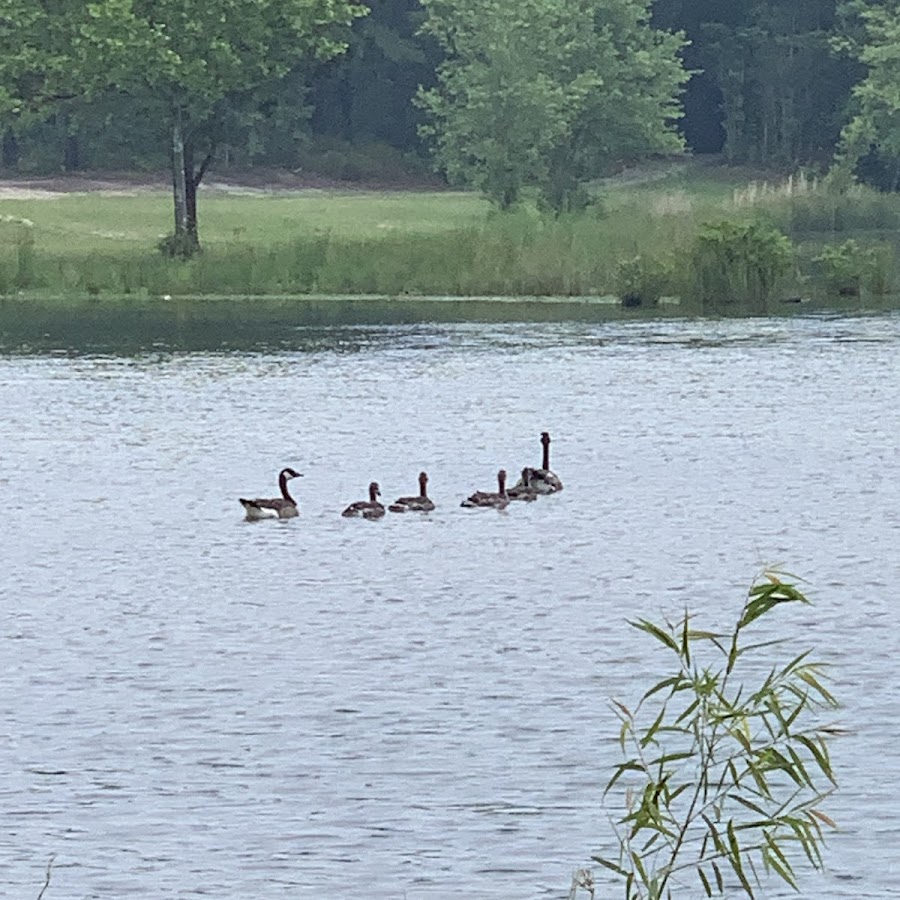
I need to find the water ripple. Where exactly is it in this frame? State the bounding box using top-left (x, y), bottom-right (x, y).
top-left (1, 315), bottom-right (899, 897)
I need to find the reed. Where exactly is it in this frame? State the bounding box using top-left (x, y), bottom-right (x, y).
top-left (734, 172), bottom-right (900, 235)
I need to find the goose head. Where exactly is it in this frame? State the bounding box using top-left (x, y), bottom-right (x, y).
top-left (418, 471), bottom-right (429, 495)
top-left (368, 482), bottom-right (381, 502)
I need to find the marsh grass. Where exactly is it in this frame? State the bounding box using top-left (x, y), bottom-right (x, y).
top-left (2, 165), bottom-right (900, 300)
top-left (734, 172), bottom-right (900, 235)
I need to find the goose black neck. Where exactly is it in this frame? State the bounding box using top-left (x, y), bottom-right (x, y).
top-left (279, 471), bottom-right (296, 504)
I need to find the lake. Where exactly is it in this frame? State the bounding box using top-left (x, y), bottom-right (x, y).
top-left (2, 307), bottom-right (899, 898)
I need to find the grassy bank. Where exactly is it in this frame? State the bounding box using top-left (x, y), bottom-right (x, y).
top-left (2, 161), bottom-right (900, 301)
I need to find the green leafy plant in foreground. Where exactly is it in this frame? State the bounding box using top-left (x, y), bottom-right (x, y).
top-left (590, 574), bottom-right (839, 899)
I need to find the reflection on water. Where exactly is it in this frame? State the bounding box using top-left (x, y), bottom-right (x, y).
top-left (2, 313), bottom-right (900, 898)
top-left (3, 293), bottom-right (900, 355)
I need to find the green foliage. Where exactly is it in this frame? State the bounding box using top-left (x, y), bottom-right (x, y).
top-left (74, 0), bottom-right (368, 112)
top-left (0, 164), bottom-right (893, 301)
top-left (418, 0), bottom-right (688, 212)
top-left (594, 573), bottom-right (839, 899)
top-left (614, 254), bottom-right (672, 306)
top-left (0, 0), bottom-right (80, 118)
top-left (308, 0), bottom-right (441, 151)
top-left (696, 3), bottom-right (854, 167)
top-left (834, 1), bottom-right (900, 187)
top-left (0, 0), bottom-right (370, 248)
top-left (690, 221), bottom-right (793, 304)
top-left (813, 237), bottom-right (895, 294)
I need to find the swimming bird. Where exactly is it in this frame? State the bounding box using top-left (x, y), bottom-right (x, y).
top-left (240, 467), bottom-right (302, 520)
top-left (389, 472), bottom-right (435, 513)
top-left (342, 482), bottom-right (386, 519)
top-left (515, 431), bottom-right (563, 493)
top-left (461, 469), bottom-right (509, 509)
top-left (507, 467), bottom-right (539, 502)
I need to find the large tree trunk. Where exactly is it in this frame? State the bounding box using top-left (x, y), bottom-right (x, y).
top-left (170, 108), bottom-right (197, 256)
top-left (183, 138), bottom-right (213, 250)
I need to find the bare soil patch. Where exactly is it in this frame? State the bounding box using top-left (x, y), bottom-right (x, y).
top-left (0, 168), bottom-right (448, 200)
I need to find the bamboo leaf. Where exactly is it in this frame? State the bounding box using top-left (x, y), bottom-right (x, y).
top-left (765, 850), bottom-right (798, 890)
top-left (631, 849), bottom-right (649, 885)
top-left (605, 760), bottom-right (645, 795)
top-left (641, 831), bottom-right (661, 853)
top-left (796, 668), bottom-right (838, 707)
top-left (787, 745), bottom-right (812, 788)
top-left (642, 675), bottom-right (684, 703)
top-left (619, 718), bottom-right (630, 752)
top-left (674, 696), bottom-right (700, 725)
top-left (631, 618), bottom-right (681, 654)
top-left (727, 820), bottom-right (754, 895)
top-left (731, 725), bottom-right (752, 754)
top-left (787, 816), bottom-right (821, 868)
top-left (764, 830), bottom-right (798, 888)
top-left (701, 814), bottom-right (725, 855)
top-left (682, 610), bottom-right (691, 667)
top-left (592, 856), bottom-right (630, 877)
top-left (640, 705), bottom-right (667, 748)
top-left (687, 629), bottom-right (724, 642)
top-left (648, 750), bottom-right (694, 767)
top-left (698, 866), bottom-right (713, 897)
top-left (809, 808), bottom-right (837, 829)
top-left (732, 794), bottom-right (768, 817)
top-left (712, 861), bottom-right (724, 892)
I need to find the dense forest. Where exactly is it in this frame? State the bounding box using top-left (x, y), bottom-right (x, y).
top-left (0, 0), bottom-right (897, 189)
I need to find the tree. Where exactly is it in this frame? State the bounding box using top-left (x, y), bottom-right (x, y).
top-left (0, 1), bottom-right (72, 115)
top-left (833, 1), bottom-right (900, 190)
top-left (417, 0), bottom-right (688, 212)
top-left (309, 0), bottom-right (441, 151)
top-left (18, 0), bottom-right (367, 255)
top-left (695, 1), bottom-right (855, 167)
top-left (591, 573), bottom-right (839, 899)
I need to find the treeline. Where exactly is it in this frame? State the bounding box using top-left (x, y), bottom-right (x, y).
top-left (0, 0), bottom-right (897, 188)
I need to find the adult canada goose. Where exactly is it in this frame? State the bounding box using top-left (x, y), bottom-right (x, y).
top-left (515, 431), bottom-right (563, 493)
top-left (342, 482), bottom-right (386, 519)
top-left (461, 469), bottom-right (509, 509)
top-left (240, 467), bottom-right (302, 520)
top-left (389, 472), bottom-right (435, 513)
top-left (507, 467), bottom-right (539, 502)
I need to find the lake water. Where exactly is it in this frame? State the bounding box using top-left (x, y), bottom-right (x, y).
top-left (2, 309), bottom-right (900, 898)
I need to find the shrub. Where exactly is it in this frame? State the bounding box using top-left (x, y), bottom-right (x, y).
top-left (615, 254), bottom-right (672, 307)
top-left (813, 238), bottom-right (895, 296)
top-left (690, 221), bottom-right (793, 304)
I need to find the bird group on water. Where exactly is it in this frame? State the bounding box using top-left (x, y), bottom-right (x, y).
top-left (238, 431), bottom-right (563, 521)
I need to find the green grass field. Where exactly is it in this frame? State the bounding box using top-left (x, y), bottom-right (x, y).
top-left (1, 158), bottom-right (900, 301)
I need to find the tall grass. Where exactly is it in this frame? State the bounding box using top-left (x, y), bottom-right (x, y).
top-left (733, 171), bottom-right (900, 235)
top-left (0, 193), bottom-right (700, 297)
top-left (2, 165), bottom-right (900, 300)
